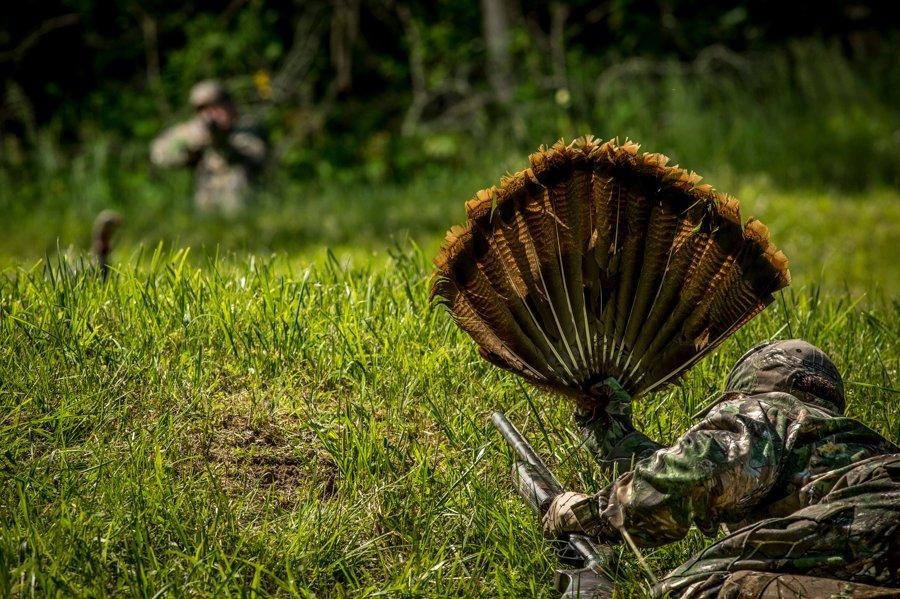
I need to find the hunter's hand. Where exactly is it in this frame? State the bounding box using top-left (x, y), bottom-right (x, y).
top-left (542, 491), bottom-right (593, 537)
top-left (579, 377), bottom-right (634, 425)
top-left (598, 377), bottom-right (634, 421)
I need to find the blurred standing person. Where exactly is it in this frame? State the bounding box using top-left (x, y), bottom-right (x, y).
top-left (151, 80), bottom-right (267, 216)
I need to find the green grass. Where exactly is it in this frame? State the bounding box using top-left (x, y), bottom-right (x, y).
top-left (0, 133), bottom-right (898, 596)
top-left (1, 163), bottom-right (897, 297)
top-left (1, 218), bottom-right (897, 596)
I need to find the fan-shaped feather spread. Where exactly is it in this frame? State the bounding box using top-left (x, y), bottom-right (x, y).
top-left (431, 137), bottom-right (790, 410)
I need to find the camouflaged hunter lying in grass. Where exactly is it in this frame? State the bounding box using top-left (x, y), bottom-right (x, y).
top-left (431, 138), bottom-right (900, 598)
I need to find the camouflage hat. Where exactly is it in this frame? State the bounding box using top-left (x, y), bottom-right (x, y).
top-left (189, 80), bottom-right (231, 108)
top-left (725, 339), bottom-right (845, 413)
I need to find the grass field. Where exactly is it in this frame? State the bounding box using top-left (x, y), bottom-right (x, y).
top-left (1, 163), bottom-right (898, 596)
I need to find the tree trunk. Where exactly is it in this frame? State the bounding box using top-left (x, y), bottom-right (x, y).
top-left (331, 0), bottom-right (360, 93)
top-left (549, 2), bottom-right (569, 90)
top-left (480, 0), bottom-right (513, 104)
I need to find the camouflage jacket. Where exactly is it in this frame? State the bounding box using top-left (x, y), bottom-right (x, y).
top-left (150, 117), bottom-right (267, 213)
top-left (573, 391), bottom-right (899, 547)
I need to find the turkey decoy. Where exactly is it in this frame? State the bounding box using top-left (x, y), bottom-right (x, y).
top-left (91, 209), bottom-right (123, 280)
top-left (431, 137), bottom-right (790, 409)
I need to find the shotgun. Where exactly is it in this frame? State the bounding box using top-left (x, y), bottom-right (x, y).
top-left (492, 411), bottom-right (615, 598)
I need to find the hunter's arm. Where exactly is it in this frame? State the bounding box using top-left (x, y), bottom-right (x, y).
top-left (577, 412), bottom-right (663, 476)
top-left (577, 378), bottom-right (663, 475)
top-left (150, 119), bottom-right (210, 168)
top-left (228, 129), bottom-right (267, 168)
top-left (574, 396), bottom-right (788, 547)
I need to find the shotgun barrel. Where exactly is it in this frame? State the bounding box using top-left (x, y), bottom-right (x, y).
top-left (492, 411), bottom-right (615, 598)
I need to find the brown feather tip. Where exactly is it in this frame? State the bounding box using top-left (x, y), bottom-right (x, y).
top-left (744, 218), bottom-right (791, 288)
top-left (464, 188), bottom-right (495, 222)
top-left (715, 194), bottom-right (743, 225)
top-left (528, 140), bottom-right (574, 185)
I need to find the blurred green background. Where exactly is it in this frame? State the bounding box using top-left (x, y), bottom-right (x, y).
top-left (1, 1), bottom-right (897, 295)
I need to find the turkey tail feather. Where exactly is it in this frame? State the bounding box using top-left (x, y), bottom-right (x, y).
top-left (432, 138), bottom-right (790, 409)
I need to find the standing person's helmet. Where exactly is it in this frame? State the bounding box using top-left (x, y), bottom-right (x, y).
top-left (725, 339), bottom-right (845, 413)
top-left (189, 80), bottom-right (231, 109)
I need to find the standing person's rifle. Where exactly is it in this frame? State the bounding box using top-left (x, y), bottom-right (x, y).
top-left (492, 411), bottom-right (615, 599)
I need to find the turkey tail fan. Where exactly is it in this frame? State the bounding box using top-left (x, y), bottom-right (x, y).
top-left (431, 137), bottom-right (790, 410)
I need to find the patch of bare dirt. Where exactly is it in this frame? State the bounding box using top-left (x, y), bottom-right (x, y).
top-left (179, 400), bottom-right (337, 508)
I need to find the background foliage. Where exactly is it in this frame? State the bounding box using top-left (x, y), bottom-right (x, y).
top-left (0, 2), bottom-right (898, 597)
top-left (2, 1), bottom-right (898, 186)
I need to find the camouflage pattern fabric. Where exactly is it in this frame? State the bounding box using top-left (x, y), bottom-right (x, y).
top-left (716, 571), bottom-right (900, 598)
top-left (150, 117), bottom-right (266, 215)
top-left (571, 340), bottom-right (899, 597)
top-left (575, 377), bottom-right (662, 477)
top-left (725, 339), bottom-right (847, 413)
top-left (656, 454), bottom-right (900, 598)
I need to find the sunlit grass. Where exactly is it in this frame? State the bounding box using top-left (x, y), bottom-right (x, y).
top-left (0, 129), bottom-right (897, 596)
top-left (1, 167), bottom-right (897, 297)
top-left (0, 243), bottom-right (896, 596)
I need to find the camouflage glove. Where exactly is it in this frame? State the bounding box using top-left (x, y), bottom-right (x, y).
top-left (577, 377), bottom-right (663, 474)
top-left (542, 492), bottom-right (605, 538)
top-left (601, 377), bottom-right (633, 422)
top-left (578, 377), bottom-right (634, 425)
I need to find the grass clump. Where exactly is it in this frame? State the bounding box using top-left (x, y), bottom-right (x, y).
top-left (0, 244), bottom-right (896, 596)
